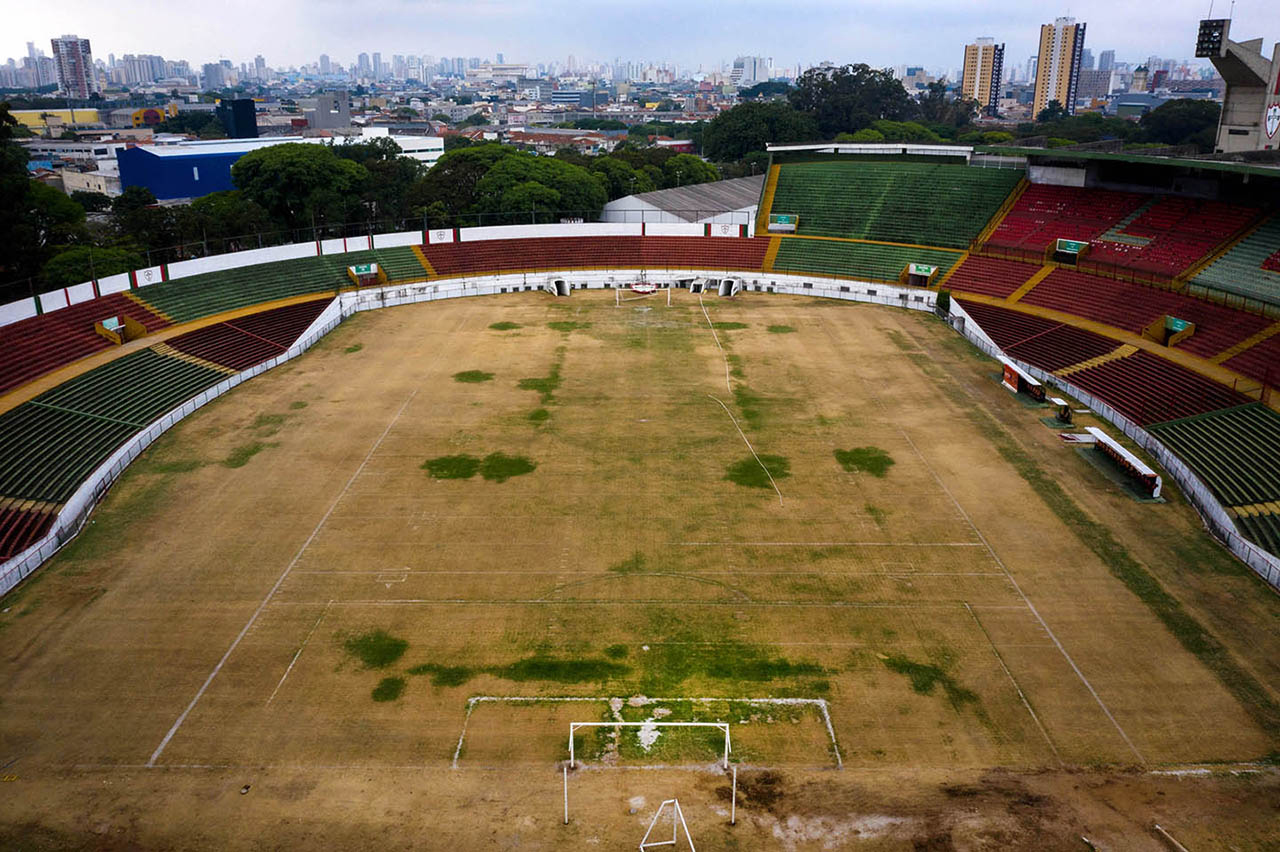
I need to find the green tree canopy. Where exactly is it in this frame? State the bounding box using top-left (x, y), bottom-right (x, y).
top-left (1035, 100), bottom-right (1071, 123)
top-left (789, 64), bottom-right (919, 136)
top-left (69, 190), bottom-right (112, 212)
top-left (42, 245), bottom-right (144, 287)
top-left (188, 190), bottom-right (273, 242)
top-left (661, 153), bottom-right (719, 187)
top-left (739, 81), bottom-right (793, 100)
top-left (407, 143), bottom-right (514, 221)
top-left (702, 102), bottom-right (819, 162)
top-left (1139, 99), bottom-right (1221, 152)
top-left (471, 152), bottom-right (607, 222)
top-left (231, 143), bottom-right (368, 231)
top-left (589, 157), bottom-right (656, 200)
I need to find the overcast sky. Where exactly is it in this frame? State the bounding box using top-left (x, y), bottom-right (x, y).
top-left (4, 0), bottom-right (1276, 74)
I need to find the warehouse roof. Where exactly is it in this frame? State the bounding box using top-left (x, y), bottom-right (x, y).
top-left (623, 175), bottom-right (764, 221)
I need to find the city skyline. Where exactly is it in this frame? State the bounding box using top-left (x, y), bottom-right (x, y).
top-left (3, 0), bottom-right (1276, 81)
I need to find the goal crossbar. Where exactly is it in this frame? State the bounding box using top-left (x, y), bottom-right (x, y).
top-left (568, 721), bottom-right (730, 769)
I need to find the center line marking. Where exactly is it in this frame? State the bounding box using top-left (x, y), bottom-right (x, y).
top-left (147, 389), bottom-right (418, 767)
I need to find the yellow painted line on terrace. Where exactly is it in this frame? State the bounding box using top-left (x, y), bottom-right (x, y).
top-left (411, 244), bottom-right (437, 277)
top-left (1007, 265), bottom-right (1055, 304)
top-left (779, 233), bottom-right (965, 254)
top-left (762, 236), bottom-right (781, 273)
top-left (955, 291), bottom-right (1280, 414)
top-left (1227, 502), bottom-right (1280, 518)
top-left (755, 163), bottom-right (781, 234)
top-left (124, 290), bottom-right (173, 324)
top-left (0, 292), bottom-right (334, 417)
top-left (1057, 344), bottom-right (1139, 377)
top-left (1210, 321), bottom-right (1280, 365)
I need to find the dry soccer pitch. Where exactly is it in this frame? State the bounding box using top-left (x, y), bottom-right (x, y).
top-left (2, 290), bottom-right (1278, 850)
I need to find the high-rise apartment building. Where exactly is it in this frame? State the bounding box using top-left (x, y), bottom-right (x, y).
top-left (961, 38), bottom-right (1004, 116)
top-left (254, 55), bottom-right (267, 81)
top-left (319, 54), bottom-right (332, 75)
top-left (1098, 50), bottom-right (1115, 72)
top-left (1032, 16), bottom-right (1087, 117)
top-left (50, 34), bottom-right (99, 98)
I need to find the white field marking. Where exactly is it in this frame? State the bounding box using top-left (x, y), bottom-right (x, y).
top-left (898, 428), bottom-right (1146, 766)
top-left (265, 600), bottom-right (332, 707)
top-left (147, 389), bottom-right (419, 767)
top-left (680, 541), bottom-right (985, 547)
top-left (452, 696), bottom-right (842, 770)
top-left (272, 599), bottom-right (1020, 610)
top-left (708, 394), bottom-right (784, 506)
top-left (288, 569), bottom-right (1005, 577)
top-left (697, 292), bottom-right (733, 394)
top-left (963, 601), bottom-right (1062, 766)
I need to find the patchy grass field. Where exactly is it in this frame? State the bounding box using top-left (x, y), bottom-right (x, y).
top-left (1, 290), bottom-right (1277, 849)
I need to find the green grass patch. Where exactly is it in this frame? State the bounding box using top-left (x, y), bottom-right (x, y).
top-left (711, 321), bottom-right (748, 331)
top-left (518, 347), bottom-right (564, 404)
top-left (604, 644), bottom-right (629, 659)
top-left (407, 663), bottom-right (475, 687)
top-left (732, 384), bottom-right (764, 428)
top-left (767, 325), bottom-right (796, 334)
top-left (494, 656), bottom-right (629, 682)
top-left (547, 321), bottom-right (591, 333)
top-left (480, 452), bottom-right (536, 483)
top-left (453, 370), bottom-right (494, 383)
top-left (343, 343), bottom-right (363, 354)
top-left (834, 446), bottom-right (895, 477)
top-left (251, 413), bottom-right (286, 431)
top-left (222, 441), bottom-right (276, 468)
top-left (288, 401), bottom-right (308, 410)
top-left (343, 630), bottom-right (409, 669)
top-left (865, 504), bottom-right (887, 527)
top-left (527, 408), bottom-right (550, 423)
top-left (725, 454), bottom-right (790, 489)
top-left (609, 551), bottom-right (647, 574)
top-left (421, 454), bottom-right (481, 479)
top-left (637, 640), bottom-right (826, 694)
top-left (137, 458), bottom-right (204, 474)
top-left (882, 655), bottom-right (978, 709)
top-left (371, 676), bottom-right (406, 702)
top-left (489, 321), bottom-right (522, 331)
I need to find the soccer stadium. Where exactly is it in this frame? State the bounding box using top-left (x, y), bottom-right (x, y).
top-left (2, 142), bottom-right (1279, 848)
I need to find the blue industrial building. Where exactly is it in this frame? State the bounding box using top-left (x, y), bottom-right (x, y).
top-left (117, 138), bottom-right (320, 200)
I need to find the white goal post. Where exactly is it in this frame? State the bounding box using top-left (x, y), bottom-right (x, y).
top-left (615, 283), bottom-right (672, 307)
top-left (568, 721), bottom-right (731, 769)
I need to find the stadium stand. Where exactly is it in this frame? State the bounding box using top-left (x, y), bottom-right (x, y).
top-left (0, 350), bottom-right (227, 504)
top-left (166, 299), bottom-right (330, 372)
top-left (943, 255), bottom-right (1042, 299)
top-left (955, 299), bottom-right (1118, 372)
top-left (1064, 350), bottom-right (1248, 425)
top-left (1148, 403), bottom-right (1280, 509)
top-left (1192, 214), bottom-right (1280, 306)
top-left (766, 161), bottom-right (1023, 248)
top-left (771, 237), bottom-right (961, 283)
top-left (986, 184), bottom-right (1145, 252)
top-left (1082, 197), bottom-right (1257, 278)
top-left (1018, 268), bottom-right (1274, 357)
top-left (1222, 332), bottom-right (1280, 386)
top-left (0, 292), bottom-right (170, 394)
top-left (132, 247), bottom-right (422, 325)
top-left (1235, 512), bottom-right (1280, 554)
top-left (420, 236), bottom-right (769, 277)
top-left (0, 505), bottom-right (55, 559)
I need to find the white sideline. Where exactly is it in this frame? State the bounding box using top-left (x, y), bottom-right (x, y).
top-left (147, 390), bottom-right (418, 766)
top-left (899, 427), bottom-right (1146, 766)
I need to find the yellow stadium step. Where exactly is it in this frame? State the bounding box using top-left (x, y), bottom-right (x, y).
top-left (1007, 264), bottom-right (1055, 304)
top-left (762, 236), bottom-right (781, 273)
top-left (755, 163), bottom-right (781, 235)
top-left (1210, 320), bottom-right (1280, 365)
top-left (1178, 212), bottom-right (1271, 284)
top-left (973, 177), bottom-right (1029, 247)
top-left (411, 244), bottom-right (437, 278)
top-left (124, 290), bottom-right (173, 324)
top-left (1057, 343), bottom-right (1140, 377)
top-left (1227, 501), bottom-right (1280, 519)
top-left (0, 495), bottom-right (62, 515)
top-left (150, 342), bottom-right (236, 375)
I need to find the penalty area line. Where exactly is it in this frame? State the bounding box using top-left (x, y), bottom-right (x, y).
top-left (146, 389), bottom-right (418, 767)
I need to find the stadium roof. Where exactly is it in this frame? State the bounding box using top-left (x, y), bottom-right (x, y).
top-left (974, 145), bottom-right (1280, 179)
top-left (623, 175), bottom-right (764, 220)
